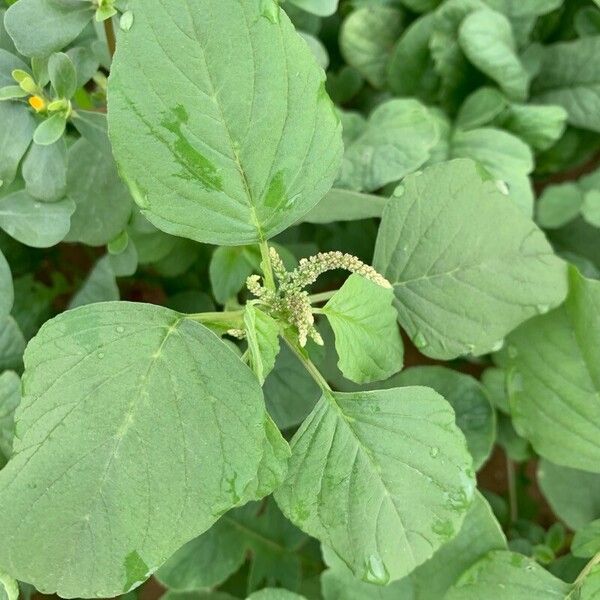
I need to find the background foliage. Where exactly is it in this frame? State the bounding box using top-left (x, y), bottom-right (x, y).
top-left (1, 0), bottom-right (600, 599)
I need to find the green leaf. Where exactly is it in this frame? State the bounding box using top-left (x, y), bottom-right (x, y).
top-left (21, 138), bottom-right (67, 202)
top-left (4, 0), bottom-right (94, 57)
top-left (0, 190), bottom-right (74, 248)
top-left (48, 52), bottom-right (77, 99)
top-left (500, 103), bottom-right (567, 152)
top-left (538, 459), bottom-right (600, 530)
top-left (33, 113), bottom-right (67, 146)
top-left (71, 110), bottom-right (112, 155)
top-left (450, 127), bottom-right (534, 215)
top-left (337, 99), bottom-right (439, 192)
top-left (157, 500), bottom-right (314, 594)
top-left (532, 37), bottom-right (600, 133)
top-left (109, 0), bottom-right (342, 246)
top-left (456, 87), bottom-right (508, 130)
top-left (275, 387), bottom-right (475, 585)
top-left (248, 590), bottom-right (306, 600)
top-left (577, 564), bottom-right (600, 599)
top-left (322, 491), bottom-right (506, 600)
top-left (339, 6), bottom-right (404, 89)
top-left (0, 315), bottom-right (26, 372)
top-left (287, 0), bottom-right (338, 16)
top-left (572, 519), bottom-right (600, 558)
top-left (0, 371), bottom-right (20, 461)
top-left (0, 302), bottom-right (269, 597)
top-left (506, 268), bottom-right (600, 472)
top-left (244, 304), bottom-right (280, 385)
top-left (64, 138), bottom-right (133, 246)
top-left (374, 159), bottom-right (567, 360)
top-left (0, 101), bottom-right (35, 187)
top-left (536, 183), bottom-right (583, 229)
top-left (458, 9), bottom-right (529, 101)
top-left (303, 188), bottom-right (387, 224)
top-left (445, 551), bottom-right (572, 599)
top-left (387, 13), bottom-right (439, 102)
top-left (263, 343), bottom-right (320, 430)
top-left (69, 256), bottom-right (120, 309)
top-left (0, 85), bottom-right (27, 100)
top-left (243, 413), bottom-right (290, 503)
top-left (582, 190), bottom-right (600, 228)
top-left (322, 274), bottom-right (403, 384)
top-left (209, 246), bottom-right (261, 305)
top-left (483, 0), bottom-right (562, 18)
top-left (0, 568), bottom-right (18, 600)
top-left (387, 366), bottom-right (495, 470)
top-left (0, 249), bottom-right (13, 318)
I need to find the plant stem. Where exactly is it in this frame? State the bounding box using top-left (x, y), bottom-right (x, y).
top-left (506, 457), bottom-right (518, 525)
top-left (186, 310), bottom-right (244, 323)
top-left (259, 240), bottom-right (276, 291)
top-left (309, 290), bottom-right (337, 304)
top-left (283, 334), bottom-right (331, 392)
top-left (104, 17), bottom-right (116, 58)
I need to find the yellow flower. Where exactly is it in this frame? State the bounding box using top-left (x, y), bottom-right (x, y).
top-left (28, 95), bottom-right (46, 112)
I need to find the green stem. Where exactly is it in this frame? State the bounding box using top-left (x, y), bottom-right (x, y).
top-left (259, 240), bottom-right (276, 291)
top-left (186, 310), bottom-right (244, 324)
top-left (104, 17), bottom-right (116, 58)
top-left (506, 457), bottom-right (518, 525)
top-left (283, 334), bottom-right (331, 392)
top-left (309, 290), bottom-right (337, 304)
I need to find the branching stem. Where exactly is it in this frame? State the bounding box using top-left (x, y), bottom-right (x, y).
top-left (283, 333), bottom-right (331, 392)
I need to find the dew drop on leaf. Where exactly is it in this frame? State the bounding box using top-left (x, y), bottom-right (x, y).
top-left (116, 326), bottom-right (125, 334)
top-left (97, 352), bottom-right (105, 359)
top-left (363, 554), bottom-right (389, 585)
top-left (430, 446), bottom-right (439, 458)
top-left (536, 304), bottom-right (550, 315)
top-left (259, 0), bottom-right (280, 23)
top-left (413, 332), bottom-right (428, 349)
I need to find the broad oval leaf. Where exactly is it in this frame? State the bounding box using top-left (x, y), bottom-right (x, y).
top-left (0, 190), bottom-right (74, 248)
top-left (0, 249), bottom-right (13, 318)
top-left (445, 550), bottom-right (572, 599)
top-left (337, 99), bottom-right (439, 193)
top-left (321, 491), bottom-right (506, 600)
top-left (0, 302), bottom-right (269, 597)
top-left (322, 274), bottom-right (403, 384)
top-left (275, 387), bottom-right (475, 585)
top-left (339, 6), bottom-right (404, 89)
top-left (532, 36), bottom-right (600, 133)
top-left (538, 460), bottom-right (600, 532)
top-left (374, 159), bottom-right (567, 360)
top-left (21, 138), bottom-right (68, 202)
top-left (64, 138), bottom-right (133, 247)
top-left (506, 268), bottom-right (600, 472)
top-left (4, 0), bottom-right (93, 57)
top-left (388, 366), bottom-right (495, 470)
top-left (109, 0), bottom-right (342, 245)
top-left (458, 9), bottom-right (529, 101)
top-left (0, 102), bottom-right (35, 187)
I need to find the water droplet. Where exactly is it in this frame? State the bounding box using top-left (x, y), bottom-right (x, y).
top-left (97, 352), bottom-right (105, 359)
top-left (430, 446), bottom-right (439, 458)
top-left (536, 304), bottom-right (550, 315)
top-left (259, 0), bottom-right (280, 23)
top-left (116, 326), bottom-right (125, 334)
top-left (508, 345), bottom-right (518, 359)
top-left (120, 10), bottom-right (134, 31)
top-left (490, 339), bottom-right (504, 352)
top-left (363, 555), bottom-right (389, 585)
top-left (413, 332), bottom-right (428, 349)
top-left (393, 184), bottom-right (405, 197)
